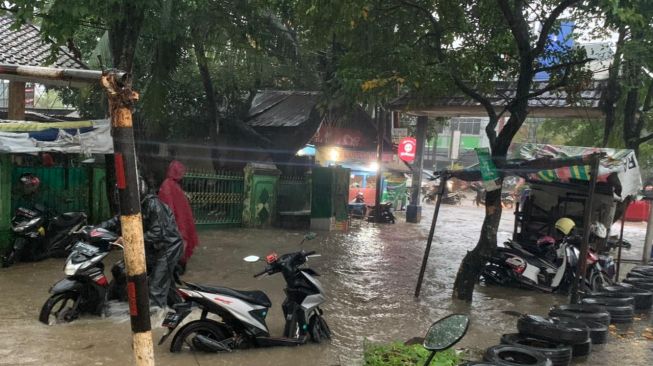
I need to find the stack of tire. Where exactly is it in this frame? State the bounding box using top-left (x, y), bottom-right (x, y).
top-left (623, 265), bottom-right (653, 294)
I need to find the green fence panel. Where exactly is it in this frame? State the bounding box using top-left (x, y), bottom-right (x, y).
top-left (278, 175), bottom-right (310, 212)
top-left (11, 166), bottom-right (91, 214)
top-left (90, 168), bottom-right (111, 223)
top-left (183, 170), bottom-right (244, 227)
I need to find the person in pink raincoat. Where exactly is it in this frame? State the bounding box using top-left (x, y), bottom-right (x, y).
top-left (158, 160), bottom-right (199, 273)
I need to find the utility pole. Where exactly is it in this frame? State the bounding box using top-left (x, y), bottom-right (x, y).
top-left (643, 198), bottom-right (653, 264)
top-left (0, 64), bottom-right (154, 365)
top-left (374, 108), bottom-right (385, 222)
top-left (407, 115), bottom-right (427, 223)
top-left (100, 73), bottom-right (154, 366)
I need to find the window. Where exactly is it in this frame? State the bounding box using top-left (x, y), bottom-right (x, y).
top-left (450, 118), bottom-right (481, 135)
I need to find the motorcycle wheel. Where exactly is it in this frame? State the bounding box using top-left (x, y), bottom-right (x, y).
top-left (309, 314), bottom-right (331, 343)
top-left (39, 291), bottom-right (79, 325)
top-left (170, 320), bottom-right (230, 353)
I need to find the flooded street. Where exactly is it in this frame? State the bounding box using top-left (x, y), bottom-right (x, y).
top-left (1, 203), bottom-right (651, 365)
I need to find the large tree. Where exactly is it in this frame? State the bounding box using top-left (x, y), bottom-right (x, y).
top-left (296, 0), bottom-right (600, 301)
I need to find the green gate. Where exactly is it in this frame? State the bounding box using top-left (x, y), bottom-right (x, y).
top-left (183, 170), bottom-right (244, 227)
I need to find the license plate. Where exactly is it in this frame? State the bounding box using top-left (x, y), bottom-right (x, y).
top-left (162, 311), bottom-right (182, 329)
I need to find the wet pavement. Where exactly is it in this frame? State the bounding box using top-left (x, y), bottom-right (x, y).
top-left (0, 203), bottom-right (651, 365)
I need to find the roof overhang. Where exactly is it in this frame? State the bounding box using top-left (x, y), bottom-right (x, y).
top-left (398, 106), bottom-right (603, 119)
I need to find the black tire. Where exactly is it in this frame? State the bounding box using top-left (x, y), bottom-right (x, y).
top-left (501, 334), bottom-right (572, 366)
top-left (308, 314), bottom-right (331, 343)
top-left (484, 345), bottom-right (550, 366)
top-left (39, 292), bottom-right (80, 325)
top-left (583, 321), bottom-right (608, 345)
top-left (170, 320), bottom-right (230, 353)
top-left (581, 293), bottom-right (634, 306)
top-left (517, 315), bottom-right (589, 345)
top-left (626, 271), bottom-right (653, 280)
top-left (570, 338), bottom-right (592, 358)
top-left (621, 280), bottom-right (653, 291)
top-left (580, 299), bottom-right (634, 324)
top-left (548, 304), bottom-right (610, 327)
top-left (602, 284), bottom-right (653, 309)
top-left (630, 266), bottom-right (653, 275)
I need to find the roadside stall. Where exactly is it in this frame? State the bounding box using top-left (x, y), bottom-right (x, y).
top-left (510, 144), bottom-right (641, 248)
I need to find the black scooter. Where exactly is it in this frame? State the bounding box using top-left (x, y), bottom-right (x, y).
top-left (2, 204), bottom-right (86, 267)
top-left (39, 226), bottom-right (127, 324)
top-left (367, 202), bottom-right (396, 223)
top-left (159, 233), bottom-right (330, 353)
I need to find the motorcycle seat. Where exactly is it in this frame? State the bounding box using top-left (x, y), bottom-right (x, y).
top-left (52, 212), bottom-right (86, 228)
top-left (187, 283), bottom-right (272, 307)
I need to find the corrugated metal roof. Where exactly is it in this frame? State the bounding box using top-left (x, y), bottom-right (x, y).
top-left (0, 16), bottom-right (86, 69)
top-left (390, 80), bottom-right (606, 113)
top-left (247, 90), bottom-right (320, 127)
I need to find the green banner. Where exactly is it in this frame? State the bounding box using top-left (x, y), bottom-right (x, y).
top-left (475, 148), bottom-right (501, 191)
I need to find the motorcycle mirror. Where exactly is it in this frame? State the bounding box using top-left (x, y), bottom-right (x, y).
top-left (243, 255), bottom-right (260, 263)
top-left (423, 314), bottom-right (470, 352)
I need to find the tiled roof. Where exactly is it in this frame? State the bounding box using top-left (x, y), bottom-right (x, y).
top-left (247, 90), bottom-right (320, 127)
top-left (390, 80), bottom-right (606, 114)
top-left (0, 15), bottom-right (86, 69)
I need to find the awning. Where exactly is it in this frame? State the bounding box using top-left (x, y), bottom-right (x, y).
top-left (0, 119), bottom-right (113, 154)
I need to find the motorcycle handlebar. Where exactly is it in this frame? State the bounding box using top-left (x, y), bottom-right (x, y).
top-left (253, 269), bottom-right (268, 278)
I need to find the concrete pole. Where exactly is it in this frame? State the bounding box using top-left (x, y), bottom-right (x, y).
top-left (643, 200), bottom-right (653, 264)
top-left (374, 108), bottom-right (385, 222)
top-left (100, 72), bottom-right (155, 366)
top-left (407, 115), bottom-right (427, 223)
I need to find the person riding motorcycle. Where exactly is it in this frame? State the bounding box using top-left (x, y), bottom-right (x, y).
top-left (353, 191), bottom-right (365, 203)
top-left (97, 177), bottom-right (183, 308)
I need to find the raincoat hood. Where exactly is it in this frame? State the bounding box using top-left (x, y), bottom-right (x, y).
top-left (166, 160), bottom-right (186, 182)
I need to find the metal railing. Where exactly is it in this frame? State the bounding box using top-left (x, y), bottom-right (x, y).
top-left (182, 169), bottom-right (244, 227)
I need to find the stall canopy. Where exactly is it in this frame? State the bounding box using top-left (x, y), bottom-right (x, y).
top-left (511, 144), bottom-right (641, 200)
top-left (0, 119), bottom-right (112, 154)
top-left (439, 143), bottom-right (642, 201)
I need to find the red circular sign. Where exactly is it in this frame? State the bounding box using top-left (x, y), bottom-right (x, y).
top-left (398, 137), bottom-right (417, 163)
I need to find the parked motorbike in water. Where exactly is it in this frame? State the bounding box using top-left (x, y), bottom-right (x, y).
top-left (39, 226), bottom-right (127, 324)
top-left (159, 233), bottom-right (331, 353)
top-left (482, 238), bottom-right (613, 293)
top-left (2, 204), bottom-right (87, 268)
top-left (367, 202), bottom-right (396, 223)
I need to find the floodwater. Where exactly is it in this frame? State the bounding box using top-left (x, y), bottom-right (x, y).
top-left (0, 203), bottom-right (651, 365)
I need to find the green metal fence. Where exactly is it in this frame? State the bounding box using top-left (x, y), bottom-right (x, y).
top-left (278, 175), bottom-right (311, 212)
top-left (183, 170), bottom-right (244, 227)
top-left (10, 166), bottom-right (111, 223)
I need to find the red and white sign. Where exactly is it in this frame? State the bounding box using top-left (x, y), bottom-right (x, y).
top-left (398, 137), bottom-right (417, 163)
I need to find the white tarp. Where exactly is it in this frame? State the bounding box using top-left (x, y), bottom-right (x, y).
top-left (0, 119), bottom-right (112, 154)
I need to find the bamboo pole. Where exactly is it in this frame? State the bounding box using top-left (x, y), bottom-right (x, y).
top-left (415, 173), bottom-right (447, 297)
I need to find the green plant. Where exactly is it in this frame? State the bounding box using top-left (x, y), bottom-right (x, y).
top-left (363, 342), bottom-right (460, 366)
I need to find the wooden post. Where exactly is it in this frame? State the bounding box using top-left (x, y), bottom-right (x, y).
top-left (100, 72), bottom-right (154, 366)
top-left (8, 81), bottom-right (25, 120)
top-left (415, 174), bottom-right (447, 297)
top-left (570, 154), bottom-right (600, 304)
top-left (615, 199), bottom-right (630, 282)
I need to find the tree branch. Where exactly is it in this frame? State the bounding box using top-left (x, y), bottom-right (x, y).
top-left (638, 133), bottom-right (653, 145)
top-left (497, 0), bottom-right (531, 58)
top-left (533, 0), bottom-right (583, 57)
top-left (451, 76), bottom-right (499, 147)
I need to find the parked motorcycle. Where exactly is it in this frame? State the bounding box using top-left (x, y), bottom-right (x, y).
top-left (367, 202), bottom-right (396, 223)
top-left (482, 238), bottom-right (612, 293)
top-left (158, 233), bottom-right (331, 353)
top-left (2, 204), bottom-right (87, 268)
top-left (39, 226), bottom-right (127, 325)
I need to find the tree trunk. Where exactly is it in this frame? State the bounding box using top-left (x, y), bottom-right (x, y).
top-left (192, 28), bottom-right (221, 171)
top-left (601, 27), bottom-right (626, 147)
top-left (453, 188), bottom-right (502, 301)
top-left (623, 86), bottom-right (640, 155)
